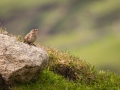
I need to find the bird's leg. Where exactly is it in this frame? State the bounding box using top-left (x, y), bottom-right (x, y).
top-left (30, 43), bottom-right (36, 46)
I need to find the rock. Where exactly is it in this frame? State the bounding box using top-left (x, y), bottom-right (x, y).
top-left (0, 34), bottom-right (49, 85)
top-left (0, 74), bottom-right (8, 90)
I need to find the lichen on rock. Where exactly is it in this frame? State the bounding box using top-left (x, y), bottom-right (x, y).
top-left (0, 34), bottom-right (49, 86)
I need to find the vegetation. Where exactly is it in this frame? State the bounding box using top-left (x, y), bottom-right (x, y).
top-left (11, 46), bottom-right (120, 90)
top-left (0, 0), bottom-right (120, 89)
top-left (1, 0), bottom-right (120, 74)
top-left (0, 24), bottom-right (120, 90)
top-left (11, 69), bottom-right (120, 90)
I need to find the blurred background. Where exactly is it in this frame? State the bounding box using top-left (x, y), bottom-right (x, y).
top-left (0, 0), bottom-right (120, 74)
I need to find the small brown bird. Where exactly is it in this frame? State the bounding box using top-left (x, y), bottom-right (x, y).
top-left (2, 30), bottom-right (9, 35)
top-left (24, 29), bottom-right (38, 45)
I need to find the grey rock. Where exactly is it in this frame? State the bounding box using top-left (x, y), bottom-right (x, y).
top-left (0, 34), bottom-right (49, 85)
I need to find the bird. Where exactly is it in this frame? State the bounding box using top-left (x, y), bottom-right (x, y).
top-left (24, 29), bottom-right (38, 46)
top-left (2, 30), bottom-right (9, 35)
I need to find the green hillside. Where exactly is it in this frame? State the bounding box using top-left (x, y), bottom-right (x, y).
top-left (0, 0), bottom-right (120, 74)
top-left (44, 30), bottom-right (120, 74)
top-left (0, 25), bottom-right (120, 90)
top-left (11, 42), bottom-right (120, 90)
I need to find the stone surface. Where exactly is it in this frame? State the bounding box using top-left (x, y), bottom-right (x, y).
top-left (0, 74), bottom-right (8, 90)
top-left (0, 34), bottom-right (49, 85)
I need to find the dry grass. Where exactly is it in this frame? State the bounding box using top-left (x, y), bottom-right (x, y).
top-left (40, 46), bottom-right (98, 83)
top-left (0, 25), bottom-right (23, 42)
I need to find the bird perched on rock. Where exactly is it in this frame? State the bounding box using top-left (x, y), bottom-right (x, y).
top-left (2, 30), bottom-right (9, 35)
top-left (24, 29), bottom-right (38, 46)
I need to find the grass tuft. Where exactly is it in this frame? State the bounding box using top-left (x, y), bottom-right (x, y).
top-left (41, 46), bottom-right (97, 82)
top-left (0, 25), bottom-right (23, 42)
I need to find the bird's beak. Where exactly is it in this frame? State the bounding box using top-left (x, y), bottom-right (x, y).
top-left (35, 29), bottom-right (38, 33)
